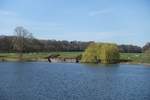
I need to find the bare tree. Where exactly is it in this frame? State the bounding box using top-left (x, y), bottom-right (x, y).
top-left (13, 26), bottom-right (33, 61)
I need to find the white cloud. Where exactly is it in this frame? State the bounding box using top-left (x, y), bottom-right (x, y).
top-left (41, 31), bottom-right (131, 41)
top-left (89, 9), bottom-right (111, 16)
top-left (0, 9), bottom-right (64, 36)
top-left (63, 31), bottom-right (143, 46)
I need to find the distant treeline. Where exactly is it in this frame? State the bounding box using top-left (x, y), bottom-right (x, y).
top-left (0, 35), bottom-right (149, 53)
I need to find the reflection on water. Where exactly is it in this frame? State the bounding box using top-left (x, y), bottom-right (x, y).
top-left (0, 62), bottom-right (150, 100)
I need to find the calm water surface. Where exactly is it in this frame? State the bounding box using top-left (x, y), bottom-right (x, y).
top-left (0, 62), bottom-right (150, 100)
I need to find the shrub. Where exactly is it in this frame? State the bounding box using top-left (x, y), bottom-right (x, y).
top-left (76, 54), bottom-right (82, 60)
top-left (100, 44), bottom-right (120, 64)
top-left (81, 43), bottom-right (100, 63)
top-left (81, 43), bottom-right (120, 64)
top-left (141, 49), bottom-right (150, 63)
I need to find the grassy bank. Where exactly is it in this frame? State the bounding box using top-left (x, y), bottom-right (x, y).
top-left (120, 53), bottom-right (143, 63)
top-left (0, 52), bottom-right (145, 63)
top-left (0, 52), bottom-right (82, 62)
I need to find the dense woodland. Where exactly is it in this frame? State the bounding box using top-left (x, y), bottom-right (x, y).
top-left (0, 35), bottom-right (149, 53)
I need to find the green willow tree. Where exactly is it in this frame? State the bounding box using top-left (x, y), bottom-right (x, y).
top-left (81, 43), bottom-right (120, 64)
top-left (100, 44), bottom-right (120, 64)
top-left (81, 43), bottom-right (100, 63)
top-left (141, 49), bottom-right (150, 63)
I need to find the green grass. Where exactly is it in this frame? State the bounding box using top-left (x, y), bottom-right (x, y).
top-left (0, 52), bottom-right (83, 61)
top-left (0, 52), bottom-right (144, 63)
top-left (49, 51), bottom-right (82, 58)
top-left (120, 53), bottom-right (143, 63)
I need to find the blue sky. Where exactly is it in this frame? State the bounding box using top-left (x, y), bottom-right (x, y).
top-left (0, 0), bottom-right (150, 46)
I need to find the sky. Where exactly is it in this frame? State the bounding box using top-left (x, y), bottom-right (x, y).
top-left (0, 0), bottom-right (150, 46)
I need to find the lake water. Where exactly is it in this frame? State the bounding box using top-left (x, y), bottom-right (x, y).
top-left (0, 62), bottom-right (150, 100)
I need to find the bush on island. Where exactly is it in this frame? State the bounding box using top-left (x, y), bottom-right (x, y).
top-left (141, 49), bottom-right (150, 63)
top-left (81, 43), bottom-right (100, 63)
top-left (100, 44), bottom-right (120, 64)
top-left (81, 43), bottom-right (120, 64)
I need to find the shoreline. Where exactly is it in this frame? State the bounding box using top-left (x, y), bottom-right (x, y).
top-left (119, 62), bottom-right (150, 66)
top-left (1, 59), bottom-right (150, 66)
